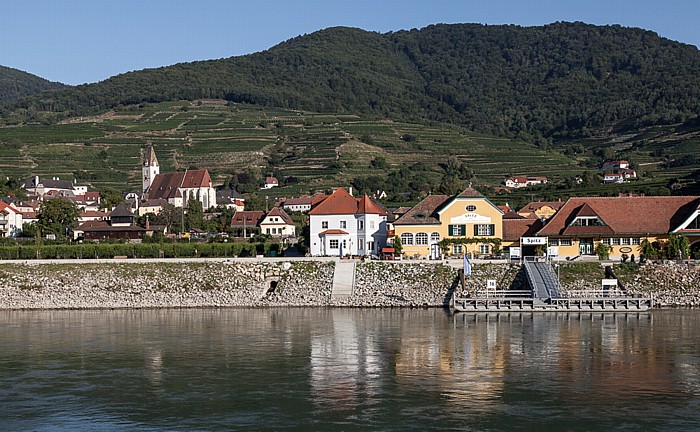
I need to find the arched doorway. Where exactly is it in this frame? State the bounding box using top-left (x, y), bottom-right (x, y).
top-left (690, 240), bottom-right (700, 259)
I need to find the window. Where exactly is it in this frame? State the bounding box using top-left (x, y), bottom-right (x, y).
top-left (449, 225), bottom-right (464, 236)
top-left (430, 232), bottom-right (440, 244)
top-left (631, 238), bottom-right (641, 245)
top-left (479, 244), bottom-right (490, 254)
top-left (549, 238), bottom-right (559, 246)
top-left (359, 239), bottom-right (364, 250)
top-left (452, 244), bottom-right (463, 254)
top-left (415, 232), bottom-right (429, 245)
top-left (329, 239), bottom-right (339, 249)
top-left (322, 221), bottom-right (328, 229)
top-left (340, 220), bottom-right (347, 229)
top-left (602, 238), bottom-right (611, 245)
top-left (400, 233), bottom-right (414, 245)
top-left (560, 238), bottom-right (572, 246)
top-left (621, 238), bottom-right (630, 245)
top-left (465, 204), bottom-right (477, 212)
top-left (358, 220), bottom-right (364, 230)
top-left (370, 221), bottom-right (375, 229)
top-left (612, 238), bottom-right (621, 245)
top-left (571, 217), bottom-right (604, 226)
top-left (266, 228), bottom-right (271, 234)
top-left (475, 224), bottom-right (495, 236)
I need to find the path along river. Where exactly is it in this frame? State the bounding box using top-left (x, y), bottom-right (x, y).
top-left (1, 308), bottom-right (699, 431)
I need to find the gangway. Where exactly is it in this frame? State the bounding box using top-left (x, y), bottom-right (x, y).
top-left (523, 256), bottom-right (562, 299)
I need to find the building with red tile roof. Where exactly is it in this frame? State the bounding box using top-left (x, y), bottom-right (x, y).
top-left (393, 187), bottom-right (503, 259)
top-left (0, 201), bottom-right (23, 238)
top-left (536, 196), bottom-right (700, 258)
top-left (308, 188), bottom-right (388, 256)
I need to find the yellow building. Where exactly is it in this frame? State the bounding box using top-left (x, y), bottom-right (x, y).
top-left (393, 187), bottom-right (504, 259)
top-left (536, 196), bottom-right (700, 259)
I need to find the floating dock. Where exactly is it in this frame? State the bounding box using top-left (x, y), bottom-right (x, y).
top-left (452, 257), bottom-right (653, 312)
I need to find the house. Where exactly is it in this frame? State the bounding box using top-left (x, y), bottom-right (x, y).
top-left (535, 195), bottom-right (700, 259)
top-left (0, 201), bottom-right (23, 237)
top-left (142, 144), bottom-right (216, 209)
top-left (78, 210), bottom-right (109, 223)
top-left (277, 194), bottom-right (327, 212)
top-left (259, 207), bottom-right (296, 238)
top-left (393, 187), bottom-right (504, 259)
top-left (23, 176), bottom-right (88, 198)
top-left (75, 202), bottom-right (145, 241)
top-left (601, 160), bottom-right (630, 171)
top-left (603, 173), bottom-right (624, 184)
top-left (138, 198), bottom-right (168, 216)
top-left (504, 176), bottom-right (548, 188)
top-left (518, 201), bottom-right (565, 220)
top-left (216, 189), bottom-right (246, 211)
top-left (501, 212), bottom-right (545, 258)
top-left (308, 188), bottom-right (387, 257)
top-left (261, 177), bottom-right (279, 189)
top-left (230, 211), bottom-right (266, 237)
top-left (620, 168), bottom-right (637, 179)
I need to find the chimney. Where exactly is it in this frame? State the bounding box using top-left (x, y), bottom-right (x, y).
top-left (348, 186), bottom-right (353, 196)
top-left (146, 216), bottom-right (150, 230)
top-left (34, 175), bottom-right (39, 186)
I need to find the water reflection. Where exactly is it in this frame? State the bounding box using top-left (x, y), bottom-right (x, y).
top-left (0, 309), bottom-right (699, 431)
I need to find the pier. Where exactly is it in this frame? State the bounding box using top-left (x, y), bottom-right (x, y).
top-left (453, 257), bottom-right (653, 312)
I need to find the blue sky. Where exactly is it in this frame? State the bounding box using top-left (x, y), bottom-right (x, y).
top-left (2, 0), bottom-right (699, 85)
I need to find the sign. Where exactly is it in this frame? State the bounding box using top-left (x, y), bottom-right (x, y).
top-left (620, 246), bottom-right (633, 253)
top-left (602, 279), bottom-right (618, 288)
top-left (522, 237), bottom-right (547, 245)
top-left (451, 213), bottom-right (492, 224)
top-left (509, 247), bottom-right (521, 258)
top-left (548, 246), bottom-right (559, 257)
top-left (486, 280), bottom-right (497, 289)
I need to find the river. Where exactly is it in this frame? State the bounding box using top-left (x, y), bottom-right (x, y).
top-left (1, 308), bottom-right (699, 431)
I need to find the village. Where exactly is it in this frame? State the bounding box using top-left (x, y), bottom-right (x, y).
top-left (0, 145), bottom-right (698, 261)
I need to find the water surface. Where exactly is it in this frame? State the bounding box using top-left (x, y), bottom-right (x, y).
top-left (1, 308), bottom-right (699, 431)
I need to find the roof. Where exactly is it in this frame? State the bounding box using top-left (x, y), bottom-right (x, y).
top-left (456, 187), bottom-right (484, 198)
top-left (24, 177), bottom-right (82, 190)
top-left (280, 196), bottom-right (314, 206)
top-left (147, 170), bottom-right (212, 200)
top-left (308, 188), bottom-right (387, 216)
top-left (263, 207), bottom-right (294, 225)
top-left (231, 211), bottom-right (265, 228)
top-left (537, 196), bottom-right (700, 236)
top-left (319, 229), bottom-right (349, 235)
top-left (503, 217), bottom-right (545, 242)
top-left (519, 201), bottom-right (565, 213)
top-left (0, 201), bottom-right (20, 215)
top-left (109, 202), bottom-right (134, 218)
top-left (216, 189), bottom-right (244, 201)
top-left (265, 177), bottom-right (279, 184)
top-left (393, 195), bottom-right (452, 225)
top-left (143, 144), bottom-right (159, 167)
top-left (141, 198), bottom-right (168, 207)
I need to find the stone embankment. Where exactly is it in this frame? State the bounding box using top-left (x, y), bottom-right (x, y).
top-left (0, 259), bottom-right (698, 309)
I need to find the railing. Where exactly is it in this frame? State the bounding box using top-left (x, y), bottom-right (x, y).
top-left (472, 289), bottom-right (532, 298)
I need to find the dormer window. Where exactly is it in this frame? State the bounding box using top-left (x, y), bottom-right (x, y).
top-left (570, 216), bottom-right (605, 227)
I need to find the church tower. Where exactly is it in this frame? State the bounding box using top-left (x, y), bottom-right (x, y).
top-left (142, 143), bottom-right (159, 195)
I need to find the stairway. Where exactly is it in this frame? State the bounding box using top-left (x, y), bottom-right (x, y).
top-left (331, 261), bottom-right (356, 300)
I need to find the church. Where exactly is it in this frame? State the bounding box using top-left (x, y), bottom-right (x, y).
top-left (141, 144), bottom-right (217, 209)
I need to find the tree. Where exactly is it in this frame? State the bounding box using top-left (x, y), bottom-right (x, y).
top-left (393, 235), bottom-right (403, 255)
top-left (100, 187), bottom-right (125, 210)
top-left (667, 234), bottom-right (690, 260)
top-left (185, 198), bottom-right (204, 230)
top-left (37, 199), bottom-right (79, 240)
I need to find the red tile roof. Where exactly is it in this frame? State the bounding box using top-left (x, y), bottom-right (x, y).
top-left (393, 195), bottom-right (451, 225)
top-left (518, 201), bottom-right (565, 213)
top-left (181, 170), bottom-right (211, 189)
top-left (319, 229), bottom-right (349, 235)
top-left (537, 196), bottom-right (700, 236)
top-left (231, 211), bottom-right (265, 228)
top-left (147, 170), bottom-right (211, 200)
top-left (264, 207), bottom-right (294, 225)
top-left (308, 188), bottom-right (386, 216)
top-left (503, 217), bottom-right (544, 242)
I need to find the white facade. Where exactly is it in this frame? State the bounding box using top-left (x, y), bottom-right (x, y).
top-left (310, 213), bottom-right (387, 256)
top-left (0, 205), bottom-right (23, 238)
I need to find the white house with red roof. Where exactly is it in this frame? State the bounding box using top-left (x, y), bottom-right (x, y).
top-left (259, 207), bottom-right (296, 238)
top-left (308, 188), bottom-right (387, 257)
top-left (504, 176), bottom-right (548, 188)
top-left (261, 177), bottom-right (279, 189)
top-left (0, 201), bottom-right (24, 237)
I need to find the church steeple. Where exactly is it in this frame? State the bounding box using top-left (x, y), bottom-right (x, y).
top-left (142, 143), bottom-right (160, 195)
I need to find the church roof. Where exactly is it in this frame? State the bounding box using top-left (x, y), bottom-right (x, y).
top-left (143, 144), bottom-right (159, 167)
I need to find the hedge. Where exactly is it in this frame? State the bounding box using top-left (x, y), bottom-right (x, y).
top-left (0, 242), bottom-right (274, 260)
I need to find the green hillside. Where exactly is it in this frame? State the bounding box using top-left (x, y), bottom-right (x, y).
top-left (0, 65), bottom-right (65, 105)
top-left (4, 22), bottom-right (700, 146)
top-left (3, 100), bottom-right (698, 209)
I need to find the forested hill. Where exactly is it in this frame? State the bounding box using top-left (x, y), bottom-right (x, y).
top-left (0, 66), bottom-right (65, 105)
top-left (4, 22), bottom-right (700, 142)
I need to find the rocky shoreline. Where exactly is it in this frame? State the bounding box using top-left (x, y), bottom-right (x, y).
top-left (0, 260), bottom-right (698, 310)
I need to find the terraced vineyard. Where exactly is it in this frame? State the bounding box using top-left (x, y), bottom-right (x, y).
top-left (2, 99), bottom-right (697, 205)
